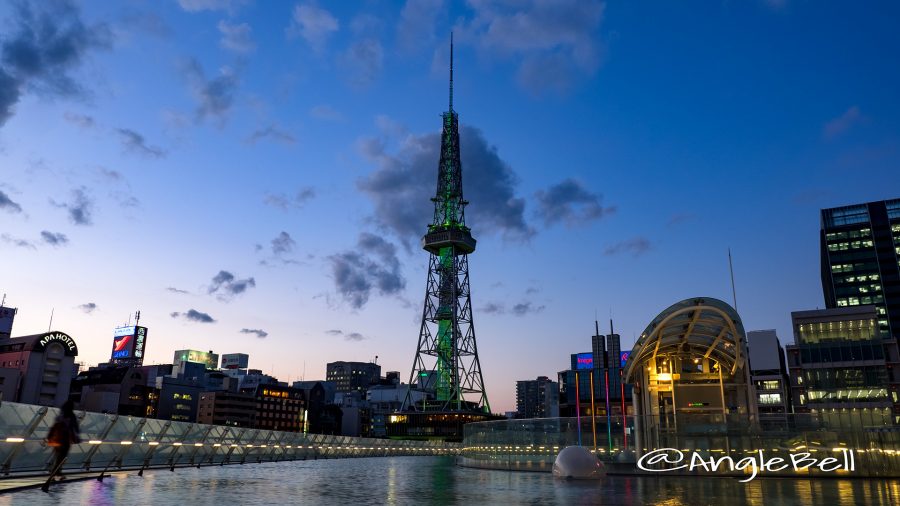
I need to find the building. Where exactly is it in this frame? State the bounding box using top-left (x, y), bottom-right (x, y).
top-left (0, 330), bottom-right (79, 406)
top-left (367, 382), bottom-right (426, 437)
top-left (515, 376), bottom-right (559, 419)
top-left (0, 304), bottom-right (16, 340)
top-left (70, 365), bottom-right (156, 417)
top-left (821, 199), bottom-right (900, 338)
top-left (245, 384), bottom-right (306, 432)
top-left (173, 349), bottom-right (219, 370)
top-left (786, 306), bottom-right (900, 426)
top-left (746, 330), bottom-right (792, 421)
top-left (326, 361), bottom-right (380, 394)
top-left (221, 353), bottom-right (249, 369)
top-left (155, 375), bottom-right (202, 422)
top-left (197, 391), bottom-right (256, 427)
top-left (623, 297), bottom-right (756, 452)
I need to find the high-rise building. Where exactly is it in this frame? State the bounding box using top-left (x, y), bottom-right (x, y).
top-left (820, 199), bottom-right (900, 338)
top-left (326, 361), bottom-right (381, 394)
top-left (746, 330), bottom-right (792, 420)
top-left (786, 306), bottom-right (900, 425)
top-left (198, 391), bottom-right (256, 427)
top-left (0, 304), bottom-right (16, 339)
top-left (515, 376), bottom-right (559, 419)
top-left (173, 349), bottom-right (218, 370)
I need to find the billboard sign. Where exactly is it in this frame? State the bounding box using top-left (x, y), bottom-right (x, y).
top-left (620, 351), bottom-right (631, 368)
top-left (111, 326), bottom-right (136, 359)
top-left (221, 353), bottom-right (249, 369)
top-left (575, 352), bottom-right (593, 369)
top-left (133, 326), bottom-right (148, 360)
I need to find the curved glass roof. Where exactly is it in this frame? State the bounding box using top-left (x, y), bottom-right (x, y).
top-left (623, 297), bottom-right (746, 382)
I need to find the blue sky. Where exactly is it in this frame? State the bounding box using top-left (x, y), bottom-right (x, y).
top-left (1, 0), bottom-right (899, 412)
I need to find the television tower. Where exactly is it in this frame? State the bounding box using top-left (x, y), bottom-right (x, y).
top-left (402, 34), bottom-right (490, 414)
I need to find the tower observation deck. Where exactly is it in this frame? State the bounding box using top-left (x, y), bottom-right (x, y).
top-left (388, 35), bottom-right (500, 441)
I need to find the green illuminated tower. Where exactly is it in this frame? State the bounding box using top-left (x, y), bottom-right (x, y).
top-left (402, 35), bottom-right (490, 414)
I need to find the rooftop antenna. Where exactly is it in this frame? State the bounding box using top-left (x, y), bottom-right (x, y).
top-left (610, 307), bottom-right (614, 335)
top-left (449, 32), bottom-right (454, 112)
top-left (48, 308), bottom-right (54, 331)
top-left (135, 310), bottom-right (141, 327)
top-left (728, 248), bottom-right (738, 311)
top-left (1, 293), bottom-right (5, 306)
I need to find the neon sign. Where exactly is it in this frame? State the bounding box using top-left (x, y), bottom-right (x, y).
top-left (620, 351), bottom-right (631, 368)
top-left (575, 353), bottom-right (593, 369)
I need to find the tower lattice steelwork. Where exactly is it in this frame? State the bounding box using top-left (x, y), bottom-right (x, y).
top-left (401, 36), bottom-right (490, 414)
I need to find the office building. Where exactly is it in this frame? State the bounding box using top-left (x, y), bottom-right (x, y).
top-left (515, 376), bottom-right (559, 419)
top-left (326, 361), bottom-right (380, 394)
top-left (0, 330), bottom-right (79, 407)
top-left (821, 199), bottom-right (900, 338)
top-left (246, 384), bottom-right (306, 432)
top-left (747, 330), bottom-right (792, 420)
top-left (787, 306), bottom-right (900, 425)
top-left (0, 305), bottom-right (16, 340)
top-left (198, 391), bottom-right (256, 427)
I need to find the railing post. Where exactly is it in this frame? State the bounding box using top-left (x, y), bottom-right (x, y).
top-left (167, 423), bottom-right (194, 471)
top-left (82, 415), bottom-right (120, 471)
top-left (138, 421), bottom-right (172, 476)
top-left (97, 418), bottom-right (147, 481)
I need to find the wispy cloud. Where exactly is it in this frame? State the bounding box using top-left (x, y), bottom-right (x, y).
top-left (328, 233), bottom-right (405, 309)
top-left (52, 187), bottom-right (94, 226)
top-left (310, 104), bottom-right (343, 121)
top-left (288, 3), bottom-right (339, 52)
top-left (263, 187), bottom-right (315, 210)
top-left (534, 178), bottom-right (614, 227)
top-left (218, 20), bottom-right (256, 53)
top-left (604, 237), bottom-right (651, 257)
top-left (77, 302), bottom-right (97, 314)
top-left (246, 124), bottom-right (296, 145)
top-left (325, 329), bottom-right (366, 341)
top-left (177, 0), bottom-right (249, 13)
top-left (183, 58), bottom-right (239, 124)
top-left (64, 112), bottom-right (95, 129)
top-left (170, 309), bottom-right (216, 323)
top-left (208, 270), bottom-right (256, 301)
top-left (41, 231), bottom-right (69, 246)
top-left (0, 190), bottom-right (22, 214)
top-left (1, 234), bottom-right (35, 250)
top-left (823, 106), bottom-right (863, 139)
top-left (240, 328), bottom-right (268, 338)
top-left (166, 286), bottom-right (190, 294)
top-left (116, 128), bottom-right (166, 158)
top-left (0, 1), bottom-right (112, 127)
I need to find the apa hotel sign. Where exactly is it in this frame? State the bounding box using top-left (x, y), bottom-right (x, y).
top-left (637, 448), bottom-right (855, 481)
top-left (34, 331), bottom-right (78, 356)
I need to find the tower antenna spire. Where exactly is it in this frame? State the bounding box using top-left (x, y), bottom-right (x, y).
top-left (449, 32), bottom-right (454, 112)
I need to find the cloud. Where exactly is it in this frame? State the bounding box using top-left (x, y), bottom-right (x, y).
top-left (264, 186), bottom-right (315, 210)
top-left (208, 270), bottom-right (256, 300)
top-left (64, 112), bottom-right (95, 129)
top-left (0, 0), bottom-right (112, 127)
top-left (604, 237), bottom-right (651, 257)
top-left (328, 233), bottom-right (405, 309)
top-left (341, 38), bottom-right (383, 87)
top-left (177, 0), bottom-right (248, 13)
top-left (183, 58), bottom-right (239, 124)
top-left (246, 124), bottom-right (296, 145)
top-left (52, 187), bottom-right (94, 226)
top-left (270, 231), bottom-right (296, 255)
top-left (823, 106), bottom-right (863, 139)
top-left (288, 4), bottom-right (339, 52)
top-left (324, 329), bottom-right (365, 341)
top-left (358, 123), bottom-right (533, 247)
top-left (1, 234), bottom-right (35, 250)
top-left (310, 104), bottom-right (343, 121)
top-left (511, 301), bottom-right (545, 316)
top-left (458, 0), bottom-right (604, 94)
top-left (0, 190), bottom-right (22, 214)
top-left (218, 20), bottom-right (255, 53)
top-left (166, 286), bottom-right (190, 294)
top-left (116, 128), bottom-right (166, 158)
top-left (40, 230), bottom-right (68, 246)
top-left (481, 302), bottom-right (505, 314)
top-left (171, 309), bottom-right (216, 323)
top-left (534, 178), bottom-right (614, 226)
top-left (77, 302), bottom-right (97, 314)
top-left (240, 328), bottom-right (268, 338)
top-left (397, 0), bottom-right (443, 52)
top-left (666, 213), bottom-right (695, 227)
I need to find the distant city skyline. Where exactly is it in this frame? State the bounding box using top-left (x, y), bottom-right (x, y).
top-left (1, 1), bottom-right (899, 412)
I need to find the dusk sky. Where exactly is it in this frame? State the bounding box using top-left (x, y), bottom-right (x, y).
top-left (1, 1), bottom-right (899, 412)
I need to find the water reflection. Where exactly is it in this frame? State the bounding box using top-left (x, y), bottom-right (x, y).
top-left (1, 457), bottom-right (898, 505)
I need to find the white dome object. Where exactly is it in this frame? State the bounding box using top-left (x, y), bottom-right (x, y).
top-left (552, 446), bottom-right (606, 480)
